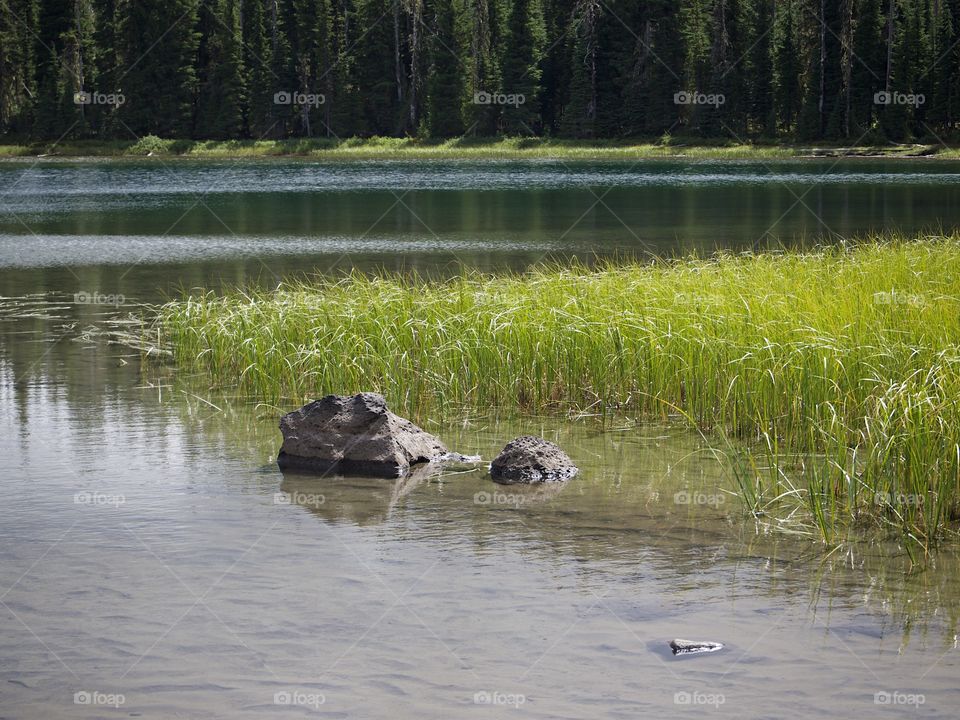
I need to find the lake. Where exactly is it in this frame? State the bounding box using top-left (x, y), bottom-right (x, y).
top-left (4, 157), bottom-right (960, 292)
top-left (1, 158), bottom-right (959, 717)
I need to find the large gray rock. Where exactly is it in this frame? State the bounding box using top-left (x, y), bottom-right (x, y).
top-left (489, 435), bottom-right (578, 484)
top-left (277, 393), bottom-right (448, 478)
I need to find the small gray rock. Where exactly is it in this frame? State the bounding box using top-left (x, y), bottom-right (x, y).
top-left (277, 393), bottom-right (448, 478)
top-left (489, 435), bottom-right (578, 484)
top-left (669, 639), bottom-right (724, 656)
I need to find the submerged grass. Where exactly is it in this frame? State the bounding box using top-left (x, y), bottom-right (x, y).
top-left (157, 236), bottom-right (960, 546)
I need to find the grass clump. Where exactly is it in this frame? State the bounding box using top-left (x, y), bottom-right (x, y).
top-left (157, 236), bottom-right (960, 544)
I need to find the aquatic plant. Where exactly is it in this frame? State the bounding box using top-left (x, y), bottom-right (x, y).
top-left (156, 236), bottom-right (960, 545)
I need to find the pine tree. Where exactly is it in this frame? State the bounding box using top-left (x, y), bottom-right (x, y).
top-left (326, 0), bottom-right (362, 136)
top-left (499, 0), bottom-right (546, 134)
top-left (678, 0), bottom-right (710, 134)
top-left (925, 0), bottom-right (958, 131)
top-left (242, 0), bottom-right (275, 137)
top-left (880, 0), bottom-right (925, 139)
top-left (747, 0), bottom-right (776, 135)
top-left (645, 2), bottom-right (685, 135)
top-left (464, 0), bottom-right (504, 135)
top-left (945, 0), bottom-right (960, 132)
top-left (405, 0), bottom-right (424, 131)
top-left (195, 0), bottom-right (246, 138)
top-left (560, 0), bottom-right (599, 138)
top-left (115, 0), bottom-right (200, 137)
top-left (266, 0), bottom-right (298, 137)
top-left (67, 0), bottom-right (100, 136)
top-left (285, 0), bottom-right (335, 137)
top-left (32, 0), bottom-right (73, 138)
top-left (796, 0), bottom-right (844, 140)
top-left (537, 0), bottom-right (573, 134)
top-left (849, 0), bottom-right (886, 136)
top-left (7, 0), bottom-right (960, 143)
top-left (92, 0), bottom-right (122, 137)
top-left (587, 0), bottom-right (628, 137)
top-left (698, 0), bottom-right (748, 137)
top-left (0, 0), bottom-right (40, 134)
top-left (425, 0), bottom-right (463, 136)
top-left (353, 0), bottom-right (404, 135)
top-left (773, 0), bottom-right (802, 133)
top-left (613, 0), bottom-right (682, 137)
top-left (900, 0), bottom-right (929, 135)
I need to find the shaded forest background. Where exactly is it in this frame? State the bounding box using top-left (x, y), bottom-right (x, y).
top-left (1, 0), bottom-right (959, 142)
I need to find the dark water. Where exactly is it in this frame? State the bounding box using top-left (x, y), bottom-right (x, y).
top-left (1, 159), bottom-right (960, 717)
top-left (2, 157), bottom-right (960, 295)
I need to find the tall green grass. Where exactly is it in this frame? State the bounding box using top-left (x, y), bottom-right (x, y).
top-left (157, 236), bottom-right (960, 544)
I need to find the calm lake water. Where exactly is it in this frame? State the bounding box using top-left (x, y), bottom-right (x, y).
top-left (1, 158), bottom-right (959, 717)
top-left (3, 157), bottom-right (960, 286)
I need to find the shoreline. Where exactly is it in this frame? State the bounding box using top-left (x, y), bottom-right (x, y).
top-left (0, 137), bottom-right (955, 161)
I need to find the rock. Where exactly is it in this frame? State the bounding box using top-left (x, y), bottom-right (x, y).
top-left (277, 393), bottom-right (448, 478)
top-left (489, 435), bottom-right (578, 484)
top-left (669, 639), bottom-right (724, 656)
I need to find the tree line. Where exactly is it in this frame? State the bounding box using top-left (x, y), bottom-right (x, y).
top-left (1, 0), bottom-right (959, 142)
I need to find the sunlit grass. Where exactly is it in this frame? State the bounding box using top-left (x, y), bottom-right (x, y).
top-left (155, 236), bottom-right (960, 546)
top-left (0, 144), bottom-right (31, 157)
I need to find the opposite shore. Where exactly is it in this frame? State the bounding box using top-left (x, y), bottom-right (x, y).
top-left (2, 136), bottom-right (959, 160)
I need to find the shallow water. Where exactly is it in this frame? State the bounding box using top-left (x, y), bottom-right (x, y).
top-left (2, 160), bottom-right (960, 718)
top-left (1, 293), bottom-right (959, 718)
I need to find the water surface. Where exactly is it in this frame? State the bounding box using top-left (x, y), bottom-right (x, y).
top-left (1, 292), bottom-right (958, 718)
top-left (2, 158), bottom-right (960, 281)
top-left (1, 159), bottom-right (959, 717)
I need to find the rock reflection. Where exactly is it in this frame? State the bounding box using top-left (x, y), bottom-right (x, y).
top-left (278, 461), bottom-right (443, 525)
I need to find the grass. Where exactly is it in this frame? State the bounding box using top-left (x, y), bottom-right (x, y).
top-left (0, 134), bottom-right (952, 160)
top-left (154, 235), bottom-right (960, 547)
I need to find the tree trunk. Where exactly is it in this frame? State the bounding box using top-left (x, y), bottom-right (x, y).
top-left (819, 0), bottom-right (826, 132)
top-left (886, 0), bottom-right (895, 92)
top-left (409, 0), bottom-right (421, 129)
top-left (843, 0), bottom-right (852, 137)
top-left (394, 0), bottom-right (403, 102)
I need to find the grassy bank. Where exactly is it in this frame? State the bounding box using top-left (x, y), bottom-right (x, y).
top-left (0, 135), bottom-right (954, 160)
top-left (156, 236), bottom-right (960, 546)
